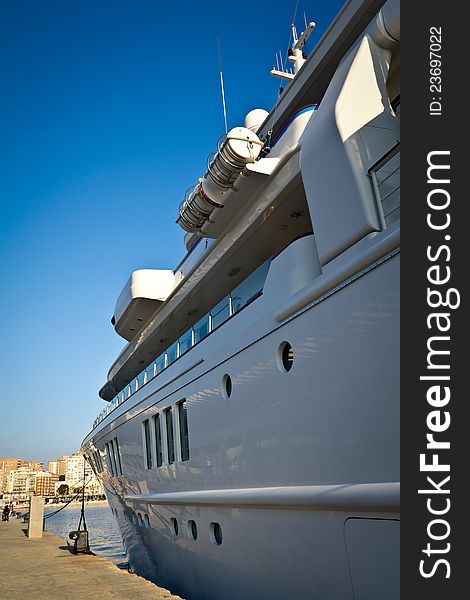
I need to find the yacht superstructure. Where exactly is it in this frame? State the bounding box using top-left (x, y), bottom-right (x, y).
top-left (81, 1), bottom-right (400, 598)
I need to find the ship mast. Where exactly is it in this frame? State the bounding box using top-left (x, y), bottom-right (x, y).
top-left (270, 20), bottom-right (316, 82)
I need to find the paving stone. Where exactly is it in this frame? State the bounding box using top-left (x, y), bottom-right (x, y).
top-left (0, 517), bottom-right (183, 600)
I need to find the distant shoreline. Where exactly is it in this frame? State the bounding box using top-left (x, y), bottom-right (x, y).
top-left (44, 499), bottom-right (108, 510)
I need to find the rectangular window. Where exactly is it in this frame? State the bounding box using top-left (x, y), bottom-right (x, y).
top-left (166, 341), bottom-right (179, 366)
top-left (113, 437), bottom-right (123, 475)
top-left (143, 419), bottom-right (153, 469)
top-left (165, 408), bottom-right (175, 464)
top-left (193, 314), bottom-right (210, 344)
top-left (154, 414), bottom-right (163, 467)
top-left (110, 439), bottom-right (119, 476)
top-left (155, 353), bottom-right (166, 374)
top-left (178, 400), bottom-right (190, 462)
top-left (231, 261), bottom-right (270, 313)
top-left (211, 296), bottom-right (230, 330)
top-left (179, 329), bottom-right (193, 356)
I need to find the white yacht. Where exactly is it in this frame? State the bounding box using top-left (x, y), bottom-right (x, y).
top-left (81, 1), bottom-right (400, 598)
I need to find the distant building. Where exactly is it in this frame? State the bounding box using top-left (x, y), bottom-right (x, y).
top-left (2, 454), bottom-right (104, 500)
top-left (0, 458), bottom-right (43, 495)
top-left (57, 456), bottom-right (68, 477)
top-left (6, 468), bottom-right (60, 499)
top-left (0, 458), bottom-right (20, 494)
top-left (2, 453), bottom-right (104, 500)
top-left (7, 468), bottom-right (37, 499)
top-left (60, 453), bottom-right (104, 496)
top-left (47, 461), bottom-right (60, 475)
top-left (64, 454), bottom-right (85, 488)
top-left (35, 471), bottom-right (59, 496)
top-left (0, 458), bottom-right (20, 472)
top-left (23, 460), bottom-right (44, 471)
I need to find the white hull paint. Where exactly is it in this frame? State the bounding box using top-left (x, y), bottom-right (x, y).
top-left (83, 246), bottom-right (399, 599)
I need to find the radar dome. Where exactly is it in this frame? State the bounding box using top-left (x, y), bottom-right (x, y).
top-left (244, 109), bottom-right (269, 133)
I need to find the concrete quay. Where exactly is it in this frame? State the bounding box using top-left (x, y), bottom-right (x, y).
top-left (0, 516), bottom-right (183, 600)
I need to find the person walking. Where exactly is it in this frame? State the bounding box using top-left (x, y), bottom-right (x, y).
top-left (2, 505), bottom-right (10, 521)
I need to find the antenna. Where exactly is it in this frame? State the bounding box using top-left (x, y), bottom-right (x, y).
top-left (217, 36), bottom-right (228, 134)
top-left (270, 19), bottom-right (316, 82)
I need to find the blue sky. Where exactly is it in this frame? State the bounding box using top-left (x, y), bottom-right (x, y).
top-left (0, 0), bottom-right (344, 464)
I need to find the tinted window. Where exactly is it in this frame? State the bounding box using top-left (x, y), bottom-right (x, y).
top-left (155, 353), bottom-right (166, 374)
top-left (193, 314), bottom-right (210, 343)
top-left (166, 342), bottom-right (179, 366)
top-left (145, 362), bottom-right (155, 383)
top-left (110, 439), bottom-right (118, 475)
top-left (231, 261), bottom-right (270, 313)
top-left (166, 409), bottom-right (175, 464)
top-left (178, 400), bottom-right (190, 461)
top-left (211, 297), bottom-right (230, 330)
top-left (106, 442), bottom-right (116, 476)
top-left (114, 438), bottom-right (123, 475)
top-left (154, 414), bottom-right (163, 467)
top-left (143, 419), bottom-right (152, 469)
top-left (179, 329), bottom-right (193, 355)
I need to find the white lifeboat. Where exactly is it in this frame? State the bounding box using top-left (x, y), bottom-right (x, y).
top-left (176, 126), bottom-right (264, 233)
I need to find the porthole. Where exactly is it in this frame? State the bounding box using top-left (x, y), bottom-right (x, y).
top-left (221, 374), bottom-right (232, 399)
top-left (210, 522), bottom-right (223, 546)
top-left (187, 519), bottom-right (198, 540)
top-left (137, 513), bottom-right (143, 527)
top-left (144, 514), bottom-right (150, 528)
top-left (170, 517), bottom-right (179, 537)
top-left (277, 341), bottom-right (294, 373)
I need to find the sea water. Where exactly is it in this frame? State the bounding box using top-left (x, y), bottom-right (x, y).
top-left (44, 502), bottom-right (127, 568)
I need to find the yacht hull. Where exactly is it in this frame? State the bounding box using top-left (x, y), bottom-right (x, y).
top-left (85, 252), bottom-right (399, 600)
